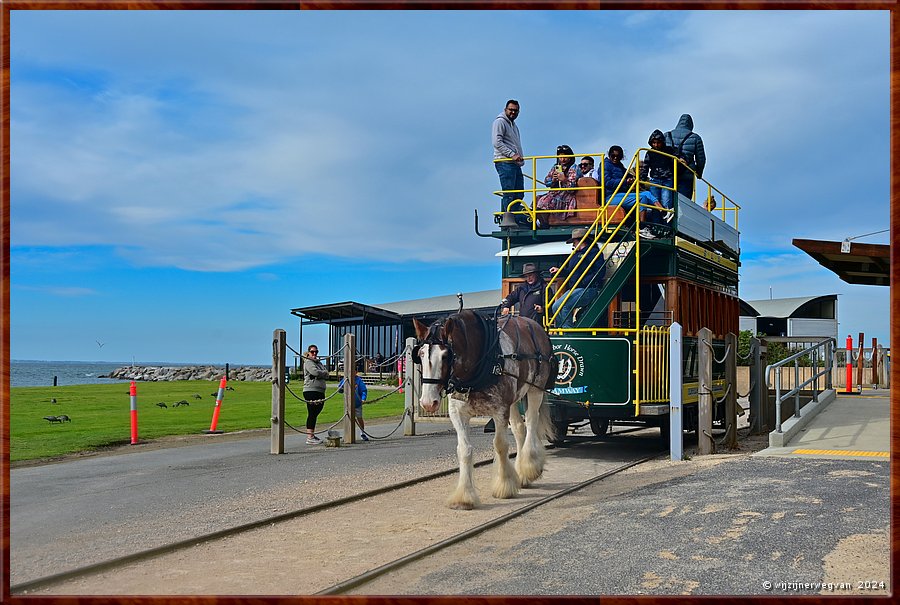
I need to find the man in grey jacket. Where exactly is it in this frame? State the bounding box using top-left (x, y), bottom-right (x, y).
top-left (665, 113), bottom-right (706, 201)
top-left (492, 99), bottom-right (525, 213)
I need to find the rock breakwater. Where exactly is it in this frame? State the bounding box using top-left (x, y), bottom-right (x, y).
top-left (103, 365), bottom-right (272, 382)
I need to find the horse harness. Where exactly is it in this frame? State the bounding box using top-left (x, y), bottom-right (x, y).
top-left (413, 312), bottom-right (548, 395)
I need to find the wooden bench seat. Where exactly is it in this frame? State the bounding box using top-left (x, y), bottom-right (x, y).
top-left (545, 177), bottom-right (624, 227)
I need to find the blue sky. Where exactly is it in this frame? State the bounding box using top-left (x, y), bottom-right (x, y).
top-left (9, 10), bottom-right (891, 364)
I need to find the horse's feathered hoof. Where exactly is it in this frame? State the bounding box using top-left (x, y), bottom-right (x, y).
top-left (492, 478), bottom-right (520, 500)
top-left (447, 499), bottom-right (477, 510)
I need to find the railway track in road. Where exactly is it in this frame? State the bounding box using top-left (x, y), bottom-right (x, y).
top-left (11, 453), bottom-right (500, 595)
top-left (316, 453), bottom-right (660, 595)
top-left (15, 438), bottom-right (664, 596)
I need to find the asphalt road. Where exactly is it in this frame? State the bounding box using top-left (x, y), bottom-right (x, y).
top-left (11, 416), bottom-right (890, 595)
top-left (354, 454), bottom-right (890, 595)
top-left (10, 419), bottom-right (468, 585)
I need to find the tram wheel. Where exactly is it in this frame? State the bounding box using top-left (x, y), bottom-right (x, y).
top-left (658, 417), bottom-right (671, 449)
top-left (550, 420), bottom-right (568, 445)
top-left (590, 418), bottom-right (610, 436)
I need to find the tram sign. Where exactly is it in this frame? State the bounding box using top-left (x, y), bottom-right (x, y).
top-left (550, 337), bottom-right (631, 405)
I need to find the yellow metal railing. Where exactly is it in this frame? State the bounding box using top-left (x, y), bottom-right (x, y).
top-left (638, 326), bottom-right (671, 409)
top-left (492, 152), bottom-right (607, 227)
top-left (493, 148), bottom-right (741, 231)
top-left (544, 151), bottom-right (654, 334)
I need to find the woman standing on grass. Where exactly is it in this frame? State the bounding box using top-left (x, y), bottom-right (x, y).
top-left (302, 344), bottom-right (329, 445)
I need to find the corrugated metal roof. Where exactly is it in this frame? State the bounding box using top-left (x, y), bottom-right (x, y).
top-left (742, 295), bottom-right (837, 319)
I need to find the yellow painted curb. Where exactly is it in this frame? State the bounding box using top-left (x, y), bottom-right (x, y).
top-left (792, 449), bottom-right (889, 458)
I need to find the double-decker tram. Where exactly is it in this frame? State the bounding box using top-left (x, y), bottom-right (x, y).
top-left (487, 147), bottom-right (741, 442)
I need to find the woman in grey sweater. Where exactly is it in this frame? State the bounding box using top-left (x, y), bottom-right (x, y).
top-left (302, 345), bottom-right (329, 444)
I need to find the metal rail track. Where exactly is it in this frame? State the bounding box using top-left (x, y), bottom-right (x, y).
top-left (10, 453), bottom-right (502, 594)
top-left (13, 438), bottom-right (662, 595)
top-left (316, 452), bottom-right (662, 595)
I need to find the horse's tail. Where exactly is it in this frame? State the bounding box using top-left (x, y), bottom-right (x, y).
top-left (537, 395), bottom-right (555, 443)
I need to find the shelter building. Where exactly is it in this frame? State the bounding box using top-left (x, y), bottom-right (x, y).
top-left (739, 295), bottom-right (838, 339)
top-left (290, 290), bottom-right (501, 368)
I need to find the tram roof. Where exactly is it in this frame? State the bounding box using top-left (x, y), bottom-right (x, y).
top-left (793, 238), bottom-right (889, 287)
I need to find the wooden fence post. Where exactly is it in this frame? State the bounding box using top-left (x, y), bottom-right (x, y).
top-left (271, 329), bottom-right (286, 455)
top-left (871, 337), bottom-right (879, 388)
top-left (343, 333), bottom-right (356, 444)
top-left (404, 337), bottom-right (417, 436)
top-left (697, 327), bottom-right (713, 455)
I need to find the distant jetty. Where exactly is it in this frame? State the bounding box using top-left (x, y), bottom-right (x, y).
top-left (102, 365), bottom-right (271, 382)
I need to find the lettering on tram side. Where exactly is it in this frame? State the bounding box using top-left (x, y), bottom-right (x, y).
top-left (551, 343), bottom-right (588, 395)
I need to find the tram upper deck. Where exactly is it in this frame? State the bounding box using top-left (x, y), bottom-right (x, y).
top-left (489, 148), bottom-right (742, 339)
top-left (491, 148), bottom-right (740, 254)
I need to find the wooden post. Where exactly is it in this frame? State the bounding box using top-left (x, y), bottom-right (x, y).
top-left (403, 337), bottom-right (417, 436)
top-left (270, 329), bottom-right (285, 455)
top-left (856, 332), bottom-right (865, 391)
top-left (871, 337), bottom-right (879, 388)
top-left (343, 333), bottom-right (356, 444)
top-left (724, 332), bottom-right (738, 450)
top-left (697, 327), bottom-right (713, 455)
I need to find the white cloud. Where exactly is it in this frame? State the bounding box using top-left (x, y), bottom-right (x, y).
top-left (11, 10), bottom-right (889, 277)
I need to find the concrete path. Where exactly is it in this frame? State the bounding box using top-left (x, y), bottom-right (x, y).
top-left (755, 390), bottom-right (890, 459)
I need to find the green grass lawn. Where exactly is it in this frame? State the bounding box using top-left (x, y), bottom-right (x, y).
top-left (10, 380), bottom-right (406, 462)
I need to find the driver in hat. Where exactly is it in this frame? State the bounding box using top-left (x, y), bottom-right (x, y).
top-left (500, 262), bottom-right (548, 322)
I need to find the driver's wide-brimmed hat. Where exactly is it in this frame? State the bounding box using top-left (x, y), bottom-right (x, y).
top-left (521, 263), bottom-right (539, 276)
top-left (566, 227), bottom-right (589, 243)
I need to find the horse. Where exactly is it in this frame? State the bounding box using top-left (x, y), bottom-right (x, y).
top-left (413, 309), bottom-right (557, 510)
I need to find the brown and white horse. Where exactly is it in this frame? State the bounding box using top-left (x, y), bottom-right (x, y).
top-left (413, 310), bottom-right (556, 510)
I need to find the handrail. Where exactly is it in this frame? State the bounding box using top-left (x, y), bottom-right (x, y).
top-left (544, 151), bottom-right (656, 331)
top-left (493, 148), bottom-right (741, 231)
top-left (764, 337), bottom-right (836, 433)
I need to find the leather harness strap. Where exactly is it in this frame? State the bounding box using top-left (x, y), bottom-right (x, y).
top-left (416, 312), bottom-right (552, 395)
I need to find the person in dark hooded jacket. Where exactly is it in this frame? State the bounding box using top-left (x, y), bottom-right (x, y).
top-left (664, 114), bottom-right (706, 200)
top-left (639, 129), bottom-right (679, 223)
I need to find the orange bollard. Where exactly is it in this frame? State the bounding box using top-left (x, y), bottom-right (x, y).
top-left (130, 381), bottom-right (139, 444)
top-left (204, 376), bottom-right (227, 434)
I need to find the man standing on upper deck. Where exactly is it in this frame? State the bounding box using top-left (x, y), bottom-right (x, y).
top-left (665, 113), bottom-right (706, 201)
top-left (492, 100), bottom-right (525, 213)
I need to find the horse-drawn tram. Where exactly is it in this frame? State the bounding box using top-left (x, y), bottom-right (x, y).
top-left (487, 147), bottom-right (741, 443)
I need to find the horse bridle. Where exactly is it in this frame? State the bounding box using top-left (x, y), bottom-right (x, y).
top-left (413, 313), bottom-right (504, 395)
top-left (411, 320), bottom-right (454, 392)
top-left (413, 313), bottom-right (556, 396)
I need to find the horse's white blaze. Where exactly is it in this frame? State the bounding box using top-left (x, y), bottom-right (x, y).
top-left (418, 343), bottom-right (444, 413)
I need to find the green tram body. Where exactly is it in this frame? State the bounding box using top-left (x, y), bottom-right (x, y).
top-left (490, 148), bottom-right (741, 441)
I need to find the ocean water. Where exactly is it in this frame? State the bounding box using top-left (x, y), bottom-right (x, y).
top-left (10, 360), bottom-right (198, 388)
